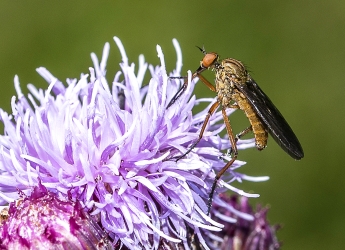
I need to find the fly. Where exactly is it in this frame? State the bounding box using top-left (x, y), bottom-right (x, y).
top-left (167, 47), bottom-right (304, 214)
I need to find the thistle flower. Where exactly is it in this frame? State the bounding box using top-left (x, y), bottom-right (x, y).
top-left (204, 194), bottom-right (281, 250)
top-left (0, 181), bottom-right (111, 249)
top-left (0, 37), bottom-right (270, 249)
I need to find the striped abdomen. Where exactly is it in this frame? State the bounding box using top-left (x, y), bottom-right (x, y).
top-left (232, 89), bottom-right (268, 150)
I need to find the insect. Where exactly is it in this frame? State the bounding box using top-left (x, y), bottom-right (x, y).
top-left (167, 47), bottom-right (304, 214)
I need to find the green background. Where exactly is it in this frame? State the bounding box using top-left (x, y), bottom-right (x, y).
top-left (0, 1), bottom-right (343, 249)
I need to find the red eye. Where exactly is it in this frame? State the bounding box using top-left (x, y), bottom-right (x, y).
top-left (202, 53), bottom-right (218, 68)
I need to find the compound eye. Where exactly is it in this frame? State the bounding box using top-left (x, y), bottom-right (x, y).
top-left (202, 53), bottom-right (218, 68)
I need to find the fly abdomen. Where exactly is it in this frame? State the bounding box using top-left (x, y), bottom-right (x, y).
top-left (233, 90), bottom-right (268, 150)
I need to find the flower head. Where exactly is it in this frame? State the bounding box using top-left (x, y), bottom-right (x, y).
top-left (205, 194), bottom-right (281, 250)
top-left (0, 181), bottom-right (110, 249)
top-left (0, 37), bottom-right (269, 249)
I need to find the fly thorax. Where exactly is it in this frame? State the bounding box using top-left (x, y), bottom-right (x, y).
top-left (215, 73), bottom-right (234, 108)
top-left (221, 58), bottom-right (247, 78)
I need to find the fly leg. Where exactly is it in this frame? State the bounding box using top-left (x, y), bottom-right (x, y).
top-left (172, 101), bottom-right (220, 161)
top-left (224, 125), bottom-right (253, 156)
top-left (207, 107), bottom-right (238, 215)
top-left (167, 67), bottom-right (211, 108)
top-left (170, 72), bottom-right (218, 161)
top-left (236, 126), bottom-right (253, 140)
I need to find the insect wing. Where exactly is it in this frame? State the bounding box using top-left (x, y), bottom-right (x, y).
top-left (235, 78), bottom-right (304, 159)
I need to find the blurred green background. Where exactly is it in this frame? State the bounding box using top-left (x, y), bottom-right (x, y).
top-left (0, 1), bottom-right (343, 249)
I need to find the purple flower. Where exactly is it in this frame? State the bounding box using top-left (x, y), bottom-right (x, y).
top-left (204, 194), bottom-right (281, 250)
top-left (0, 181), bottom-right (111, 249)
top-left (0, 37), bottom-right (270, 249)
